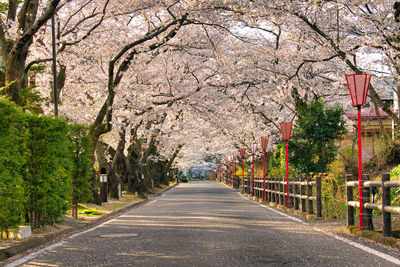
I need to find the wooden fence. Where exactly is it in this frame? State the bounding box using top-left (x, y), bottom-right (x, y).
top-left (346, 173), bottom-right (400, 237)
top-left (242, 176), bottom-right (322, 217)
top-left (223, 175), bottom-right (241, 188)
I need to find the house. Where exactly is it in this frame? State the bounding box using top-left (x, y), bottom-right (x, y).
top-left (343, 107), bottom-right (394, 162)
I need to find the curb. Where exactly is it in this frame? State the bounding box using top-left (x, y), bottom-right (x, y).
top-left (0, 183), bottom-right (178, 263)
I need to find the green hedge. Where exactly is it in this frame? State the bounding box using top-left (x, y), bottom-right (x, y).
top-left (0, 98), bottom-right (93, 232)
top-left (24, 115), bottom-right (72, 227)
top-left (0, 99), bottom-right (27, 234)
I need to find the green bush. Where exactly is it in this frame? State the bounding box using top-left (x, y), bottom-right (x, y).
top-left (0, 98), bottom-right (94, 231)
top-left (0, 99), bottom-right (27, 233)
top-left (268, 144), bottom-right (285, 178)
top-left (23, 115), bottom-right (72, 227)
top-left (69, 124), bottom-right (93, 206)
top-left (321, 176), bottom-right (347, 219)
top-left (289, 99), bottom-right (347, 174)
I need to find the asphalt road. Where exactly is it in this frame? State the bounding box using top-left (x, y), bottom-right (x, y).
top-left (8, 182), bottom-right (400, 266)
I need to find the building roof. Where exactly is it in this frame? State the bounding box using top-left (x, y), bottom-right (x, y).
top-left (344, 107), bottom-right (392, 120)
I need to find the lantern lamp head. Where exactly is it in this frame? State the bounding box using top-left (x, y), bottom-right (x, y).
top-left (345, 73), bottom-right (371, 107)
top-left (250, 144), bottom-right (257, 155)
top-left (280, 122), bottom-right (293, 141)
top-left (232, 153), bottom-right (238, 161)
top-left (239, 148), bottom-right (246, 158)
top-left (259, 136), bottom-right (269, 151)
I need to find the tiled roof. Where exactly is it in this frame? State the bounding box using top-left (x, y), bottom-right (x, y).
top-left (345, 107), bottom-right (392, 120)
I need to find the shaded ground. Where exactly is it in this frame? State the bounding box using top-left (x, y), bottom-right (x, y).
top-left (0, 183), bottom-right (174, 264)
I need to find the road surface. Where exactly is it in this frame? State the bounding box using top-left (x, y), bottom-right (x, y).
top-left (8, 182), bottom-right (400, 266)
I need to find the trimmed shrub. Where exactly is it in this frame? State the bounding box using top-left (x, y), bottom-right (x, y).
top-left (69, 124), bottom-right (93, 216)
top-left (0, 99), bottom-right (27, 234)
top-left (0, 98), bottom-right (94, 231)
top-left (23, 115), bottom-right (72, 227)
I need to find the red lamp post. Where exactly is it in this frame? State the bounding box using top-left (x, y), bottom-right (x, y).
top-left (225, 157), bottom-right (230, 185)
top-left (218, 163), bottom-right (222, 182)
top-left (250, 144), bottom-right (257, 197)
top-left (239, 148), bottom-right (246, 192)
top-left (259, 136), bottom-right (269, 200)
top-left (346, 73), bottom-right (371, 231)
top-left (233, 153), bottom-right (238, 188)
top-left (228, 155), bottom-right (233, 186)
top-left (280, 122), bottom-right (293, 208)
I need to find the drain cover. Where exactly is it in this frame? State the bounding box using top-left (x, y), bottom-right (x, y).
top-left (100, 233), bottom-right (138, 238)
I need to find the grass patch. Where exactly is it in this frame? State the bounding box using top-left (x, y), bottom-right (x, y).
top-left (78, 209), bottom-right (106, 216)
top-left (122, 195), bottom-right (142, 201)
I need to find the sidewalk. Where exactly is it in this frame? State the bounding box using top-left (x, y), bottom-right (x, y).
top-left (0, 183), bottom-right (177, 264)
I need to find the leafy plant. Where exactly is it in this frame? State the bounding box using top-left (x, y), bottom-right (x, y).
top-left (69, 124), bottom-right (93, 209)
top-left (0, 99), bottom-right (27, 234)
top-left (23, 115), bottom-right (72, 228)
top-left (79, 209), bottom-right (105, 216)
top-left (289, 99), bottom-right (347, 174)
top-left (321, 176), bottom-right (347, 219)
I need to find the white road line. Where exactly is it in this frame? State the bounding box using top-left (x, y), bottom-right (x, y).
top-left (313, 228), bottom-right (400, 265)
top-left (6, 241), bottom-right (66, 267)
top-left (237, 192), bottom-right (400, 265)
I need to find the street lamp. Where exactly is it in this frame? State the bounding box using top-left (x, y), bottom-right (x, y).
top-left (233, 153), bottom-right (238, 188)
top-left (280, 122), bottom-right (293, 208)
top-left (250, 143), bottom-right (257, 197)
top-left (259, 136), bottom-right (269, 200)
top-left (239, 148), bottom-right (246, 193)
top-left (346, 73), bottom-right (371, 231)
top-left (225, 157), bottom-right (230, 185)
top-left (228, 155), bottom-right (233, 186)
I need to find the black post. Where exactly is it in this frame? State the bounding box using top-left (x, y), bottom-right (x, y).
top-left (346, 174), bottom-right (354, 226)
top-left (382, 173), bottom-right (391, 237)
top-left (307, 176), bottom-right (314, 214)
top-left (362, 174), bottom-right (374, 230)
top-left (294, 176), bottom-right (299, 210)
top-left (51, 15), bottom-right (58, 117)
top-left (100, 168), bottom-right (108, 203)
top-left (316, 176), bottom-right (322, 218)
top-left (301, 175), bottom-right (306, 213)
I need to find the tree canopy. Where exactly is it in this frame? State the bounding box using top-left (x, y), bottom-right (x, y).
top-left (1, 0), bottom-right (398, 170)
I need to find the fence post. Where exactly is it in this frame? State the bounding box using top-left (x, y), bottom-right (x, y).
top-left (382, 173), bottom-right (391, 237)
top-left (268, 178), bottom-right (271, 201)
top-left (294, 176), bottom-right (299, 210)
top-left (280, 178), bottom-right (284, 205)
top-left (316, 175), bottom-right (322, 218)
top-left (289, 180), bottom-right (294, 208)
top-left (362, 174), bottom-right (374, 230)
top-left (301, 175), bottom-right (306, 213)
top-left (273, 178), bottom-right (277, 204)
top-left (307, 176), bottom-right (314, 214)
top-left (346, 174), bottom-right (354, 226)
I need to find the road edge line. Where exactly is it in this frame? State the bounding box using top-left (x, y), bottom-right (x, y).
top-left (5, 199), bottom-right (159, 267)
top-left (236, 192), bottom-right (400, 265)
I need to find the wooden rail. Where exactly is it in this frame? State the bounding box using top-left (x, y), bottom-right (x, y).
top-left (242, 176), bottom-right (322, 217)
top-left (224, 175), bottom-right (241, 189)
top-left (346, 173), bottom-right (399, 237)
